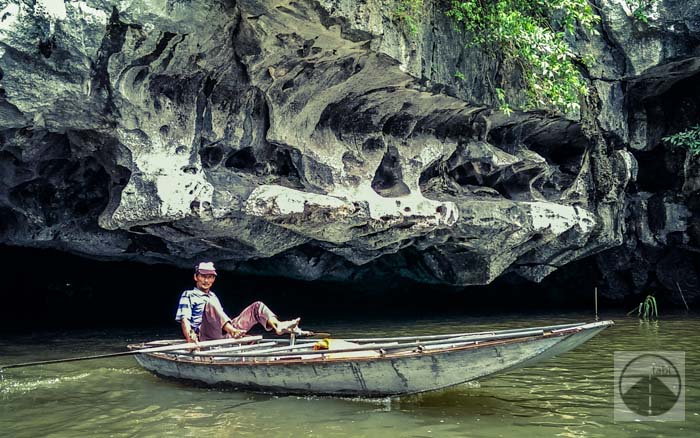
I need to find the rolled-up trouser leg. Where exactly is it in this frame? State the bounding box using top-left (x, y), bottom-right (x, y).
top-left (198, 303), bottom-right (231, 341)
top-left (230, 301), bottom-right (277, 332)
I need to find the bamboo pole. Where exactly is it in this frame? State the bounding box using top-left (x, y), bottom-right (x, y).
top-left (343, 322), bottom-right (583, 343)
top-left (595, 287), bottom-right (599, 321)
top-left (194, 341), bottom-right (279, 356)
top-left (676, 281), bottom-right (690, 313)
top-left (0, 335), bottom-right (263, 370)
top-left (213, 329), bottom-right (547, 358)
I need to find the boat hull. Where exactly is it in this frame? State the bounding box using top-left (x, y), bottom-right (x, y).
top-left (133, 321), bottom-right (612, 397)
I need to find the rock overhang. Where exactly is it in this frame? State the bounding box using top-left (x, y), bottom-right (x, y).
top-left (4, 0), bottom-right (698, 290)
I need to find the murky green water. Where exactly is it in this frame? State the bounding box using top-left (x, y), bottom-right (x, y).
top-left (1, 313), bottom-right (698, 437)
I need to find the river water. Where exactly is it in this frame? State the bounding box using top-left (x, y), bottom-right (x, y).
top-left (1, 313), bottom-right (698, 437)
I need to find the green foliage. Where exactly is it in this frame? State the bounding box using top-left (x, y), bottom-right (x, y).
top-left (495, 87), bottom-right (513, 115)
top-left (629, 0), bottom-right (658, 24)
top-left (445, 0), bottom-right (599, 113)
top-left (663, 125), bottom-right (700, 156)
top-left (394, 0), bottom-right (424, 35)
top-left (581, 53), bottom-right (596, 68)
top-left (454, 70), bottom-right (466, 80)
top-left (627, 295), bottom-right (659, 321)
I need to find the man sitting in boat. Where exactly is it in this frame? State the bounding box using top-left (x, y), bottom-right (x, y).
top-left (175, 262), bottom-right (302, 342)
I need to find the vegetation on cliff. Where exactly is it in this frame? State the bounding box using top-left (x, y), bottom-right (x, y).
top-left (396, 0), bottom-right (600, 113)
top-left (664, 125), bottom-right (700, 156)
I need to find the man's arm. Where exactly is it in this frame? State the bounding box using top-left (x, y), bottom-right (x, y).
top-left (181, 318), bottom-right (198, 343)
top-left (175, 291), bottom-right (197, 343)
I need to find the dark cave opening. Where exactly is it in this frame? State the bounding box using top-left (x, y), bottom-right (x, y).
top-left (224, 146), bottom-right (256, 170)
top-left (633, 146), bottom-right (684, 193)
top-left (0, 245), bottom-right (650, 332)
top-left (371, 146), bottom-right (411, 197)
top-left (0, 207), bottom-right (21, 239)
top-left (199, 145), bottom-right (225, 169)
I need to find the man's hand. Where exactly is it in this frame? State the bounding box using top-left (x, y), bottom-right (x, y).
top-left (181, 319), bottom-right (199, 345)
top-left (188, 329), bottom-right (199, 344)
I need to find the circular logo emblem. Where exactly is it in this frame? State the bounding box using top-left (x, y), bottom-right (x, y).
top-left (618, 354), bottom-right (682, 416)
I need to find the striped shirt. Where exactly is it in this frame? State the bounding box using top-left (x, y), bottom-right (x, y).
top-left (175, 288), bottom-right (227, 331)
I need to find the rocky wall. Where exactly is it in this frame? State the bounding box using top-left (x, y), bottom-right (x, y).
top-left (0, 0), bottom-right (699, 302)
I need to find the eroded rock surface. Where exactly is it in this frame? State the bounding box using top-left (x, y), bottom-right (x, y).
top-left (1, 0), bottom-right (699, 299)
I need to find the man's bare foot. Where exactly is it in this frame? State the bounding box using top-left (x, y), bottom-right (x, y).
top-left (223, 322), bottom-right (246, 338)
top-left (274, 317), bottom-right (301, 335)
top-left (229, 328), bottom-right (246, 338)
top-left (291, 327), bottom-right (314, 337)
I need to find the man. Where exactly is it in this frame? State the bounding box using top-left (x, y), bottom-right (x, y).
top-left (175, 262), bottom-right (303, 343)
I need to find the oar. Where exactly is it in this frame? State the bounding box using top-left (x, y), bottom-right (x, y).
top-left (0, 335), bottom-right (262, 371)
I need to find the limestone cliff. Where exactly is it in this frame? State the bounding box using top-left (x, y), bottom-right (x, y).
top-left (1, 0), bottom-right (698, 302)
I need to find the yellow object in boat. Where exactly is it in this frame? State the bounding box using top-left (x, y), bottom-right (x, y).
top-left (313, 338), bottom-right (331, 350)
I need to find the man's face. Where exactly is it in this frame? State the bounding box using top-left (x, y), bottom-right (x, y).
top-left (194, 273), bottom-right (216, 292)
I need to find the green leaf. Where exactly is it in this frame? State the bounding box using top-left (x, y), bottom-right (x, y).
top-left (444, 0), bottom-right (598, 113)
top-left (663, 125), bottom-right (700, 156)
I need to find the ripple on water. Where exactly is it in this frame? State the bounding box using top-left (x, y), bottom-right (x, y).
top-left (97, 366), bottom-right (149, 376)
top-left (0, 372), bottom-right (92, 396)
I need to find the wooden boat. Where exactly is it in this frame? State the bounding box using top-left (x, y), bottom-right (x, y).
top-left (128, 320), bottom-right (613, 397)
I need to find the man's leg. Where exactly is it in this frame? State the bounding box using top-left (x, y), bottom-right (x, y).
top-left (198, 303), bottom-right (231, 341)
top-left (230, 301), bottom-right (300, 334)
